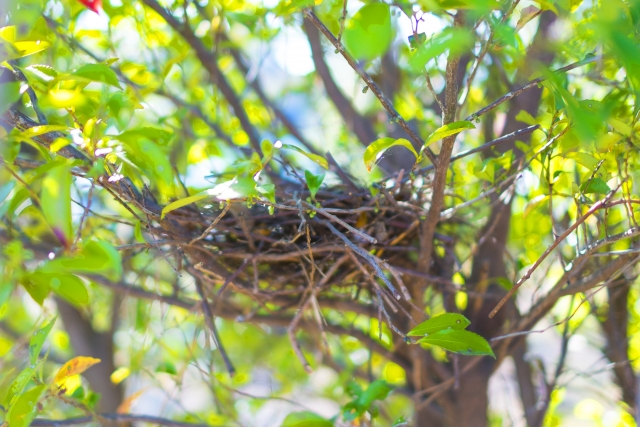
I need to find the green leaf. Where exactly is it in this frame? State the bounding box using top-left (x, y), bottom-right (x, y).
top-left (364, 138), bottom-right (419, 172)
top-left (22, 270), bottom-right (89, 305)
top-left (408, 29), bottom-right (474, 71)
top-left (4, 363), bottom-right (38, 406)
top-left (45, 240), bottom-right (123, 281)
top-left (19, 274), bottom-right (50, 306)
top-left (28, 317), bottom-right (56, 365)
top-left (581, 177), bottom-right (610, 195)
top-left (26, 64), bottom-right (58, 78)
top-left (418, 329), bottom-right (495, 357)
top-left (134, 221), bottom-right (146, 243)
top-left (607, 117), bottom-right (632, 136)
top-left (261, 139), bottom-right (275, 165)
top-left (343, 380), bottom-right (392, 421)
top-left (256, 184), bottom-right (276, 204)
top-left (424, 121), bottom-right (475, 147)
top-left (0, 180), bottom-right (15, 205)
top-left (343, 3), bottom-right (392, 61)
top-left (156, 361), bottom-right (177, 375)
top-left (359, 380), bottom-right (392, 408)
top-left (118, 127), bottom-right (174, 146)
top-left (161, 194), bottom-right (208, 219)
top-left (8, 384), bottom-right (46, 427)
top-left (41, 163), bottom-right (72, 246)
top-left (68, 63), bottom-right (121, 88)
top-left (19, 125), bottom-right (73, 140)
top-left (515, 110), bottom-right (537, 125)
top-left (407, 313), bottom-right (471, 336)
top-left (281, 411), bottom-right (333, 427)
top-left (564, 152), bottom-right (599, 170)
top-left (392, 416), bottom-right (408, 426)
top-left (304, 170), bottom-right (325, 199)
top-left (0, 81), bottom-right (21, 115)
top-left (117, 135), bottom-right (174, 195)
top-left (281, 144), bottom-right (328, 170)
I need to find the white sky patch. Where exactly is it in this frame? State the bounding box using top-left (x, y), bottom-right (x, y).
top-left (75, 9), bottom-right (109, 32)
top-left (396, 10), bottom-right (447, 43)
top-left (272, 27), bottom-right (315, 76)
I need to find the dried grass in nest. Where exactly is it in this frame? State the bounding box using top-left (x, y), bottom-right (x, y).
top-left (159, 175), bottom-right (447, 322)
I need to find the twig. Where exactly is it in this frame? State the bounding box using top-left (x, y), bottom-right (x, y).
top-left (237, 210), bottom-right (256, 251)
top-left (416, 12), bottom-right (464, 297)
top-left (7, 61), bottom-right (48, 125)
top-left (194, 278), bottom-right (236, 376)
top-left (414, 125), bottom-right (540, 176)
top-left (189, 203), bottom-right (230, 245)
top-left (490, 192), bottom-right (617, 318)
top-left (424, 70), bottom-right (445, 113)
top-left (73, 181), bottom-right (94, 247)
top-left (31, 414), bottom-right (212, 427)
top-left (337, 0), bottom-right (348, 44)
top-left (465, 55), bottom-right (602, 122)
top-left (302, 200), bottom-right (377, 244)
top-left (320, 219), bottom-right (401, 299)
top-left (302, 9), bottom-right (437, 165)
top-left (326, 151), bottom-right (360, 194)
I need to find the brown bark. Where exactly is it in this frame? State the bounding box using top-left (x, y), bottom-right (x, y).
top-left (445, 12), bottom-right (557, 426)
top-left (601, 277), bottom-right (637, 414)
top-left (56, 298), bottom-right (124, 413)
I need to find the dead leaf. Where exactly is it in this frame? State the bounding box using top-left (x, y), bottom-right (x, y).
top-left (516, 6), bottom-right (542, 33)
top-left (117, 388), bottom-right (147, 414)
top-left (54, 356), bottom-right (101, 383)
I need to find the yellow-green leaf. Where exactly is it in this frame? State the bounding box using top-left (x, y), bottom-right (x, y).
top-left (19, 125), bottom-right (73, 139)
top-left (407, 313), bottom-right (470, 337)
top-left (424, 121), bottom-right (475, 147)
top-left (363, 138), bottom-right (419, 172)
top-left (7, 385), bottom-right (46, 427)
top-left (161, 194), bottom-right (208, 219)
top-left (282, 144), bottom-right (329, 170)
top-left (41, 163), bottom-right (72, 246)
top-left (29, 317), bottom-right (56, 365)
top-left (0, 40), bottom-right (50, 61)
top-left (417, 329), bottom-right (495, 357)
top-left (45, 240), bottom-right (123, 282)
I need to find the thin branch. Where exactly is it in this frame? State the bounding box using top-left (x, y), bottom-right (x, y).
top-left (320, 219), bottom-right (402, 300)
top-left (31, 414), bottom-right (211, 427)
top-left (303, 9), bottom-right (437, 165)
top-left (302, 200), bottom-right (377, 244)
top-left (337, 0), bottom-right (348, 44)
top-left (225, 40), bottom-right (320, 154)
top-left (141, 0), bottom-right (262, 154)
top-left (194, 277), bottom-right (236, 376)
top-left (490, 193), bottom-right (616, 318)
top-left (302, 17), bottom-right (378, 148)
top-left (414, 124), bottom-right (540, 176)
top-left (465, 55), bottom-right (602, 122)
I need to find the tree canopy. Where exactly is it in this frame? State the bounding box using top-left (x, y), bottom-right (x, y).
top-left (1, 0), bottom-right (640, 425)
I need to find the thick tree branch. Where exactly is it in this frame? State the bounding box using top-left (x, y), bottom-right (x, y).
top-left (416, 12), bottom-right (464, 288)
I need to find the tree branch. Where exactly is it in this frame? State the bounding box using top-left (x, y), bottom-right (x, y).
top-left (140, 0), bottom-right (262, 154)
top-left (32, 414), bottom-right (211, 427)
top-left (302, 9), bottom-right (437, 165)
